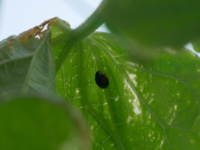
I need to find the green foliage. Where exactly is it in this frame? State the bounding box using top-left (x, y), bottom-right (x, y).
top-left (0, 26), bottom-right (90, 150)
top-left (0, 30), bottom-right (55, 97)
top-left (50, 18), bottom-right (200, 149)
top-left (100, 0), bottom-right (200, 48)
top-left (0, 96), bottom-right (85, 150)
top-left (1, 0), bottom-right (200, 149)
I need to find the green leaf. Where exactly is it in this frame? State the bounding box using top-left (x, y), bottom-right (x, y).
top-left (50, 17), bottom-right (200, 149)
top-left (191, 41), bottom-right (200, 53)
top-left (0, 96), bottom-right (90, 150)
top-left (0, 29), bottom-right (55, 98)
top-left (50, 18), bottom-right (71, 46)
top-left (99, 0), bottom-right (200, 48)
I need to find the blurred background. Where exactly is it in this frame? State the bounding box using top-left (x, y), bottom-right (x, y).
top-left (0, 0), bottom-right (108, 41)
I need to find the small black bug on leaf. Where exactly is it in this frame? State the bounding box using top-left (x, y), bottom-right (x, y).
top-left (95, 71), bottom-right (109, 89)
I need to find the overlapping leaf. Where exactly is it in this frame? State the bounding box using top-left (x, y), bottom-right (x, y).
top-left (0, 29), bottom-right (55, 97)
top-left (51, 18), bottom-right (200, 150)
top-left (0, 96), bottom-right (89, 150)
top-left (100, 0), bottom-right (200, 48)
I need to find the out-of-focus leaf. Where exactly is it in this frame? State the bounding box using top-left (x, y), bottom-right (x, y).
top-left (191, 41), bottom-right (200, 53)
top-left (0, 96), bottom-right (90, 150)
top-left (0, 29), bottom-right (55, 98)
top-left (99, 0), bottom-right (200, 48)
top-left (50, 18), bottom-right (200, 149)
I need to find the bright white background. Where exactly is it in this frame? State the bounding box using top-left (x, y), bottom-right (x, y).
top-left (0, 0), bottom-right (105, 41)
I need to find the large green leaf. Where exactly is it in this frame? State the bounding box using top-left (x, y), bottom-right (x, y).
top-left (0, 29), bottom-right (55, 98)
top-left (50, 18), bottom-right (200, 149)
top-left (0, 96), bottom-right (90, 150)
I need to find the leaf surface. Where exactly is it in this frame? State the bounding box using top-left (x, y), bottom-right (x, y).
top-left (0, 29), bottom-right (55, 97)
top-left (0, 96), bottom-right (89, 150)
top-left (51, 18), bottom-right (200, 150)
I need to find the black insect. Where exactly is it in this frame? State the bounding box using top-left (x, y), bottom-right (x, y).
top-left (95, 71), bottom-right (109, 89)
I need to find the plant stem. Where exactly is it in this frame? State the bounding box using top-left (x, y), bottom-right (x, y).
top-left (55, 0), bottom-right (108, 73)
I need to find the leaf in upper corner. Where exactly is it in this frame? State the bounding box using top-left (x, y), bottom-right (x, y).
top-left (100, 0), bottom-right (200, 48)
top-left (0, 29), bottom-right (55, 98)
top-left (0, 96), bottom-right (90, 150)
top-left (50, 17), bottom-right (200, 149)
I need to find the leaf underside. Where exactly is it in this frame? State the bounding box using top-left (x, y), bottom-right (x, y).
top-left (51, 18), bottom-right (200, 150)
top-left (0, 30), bottom-right (55, 98)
